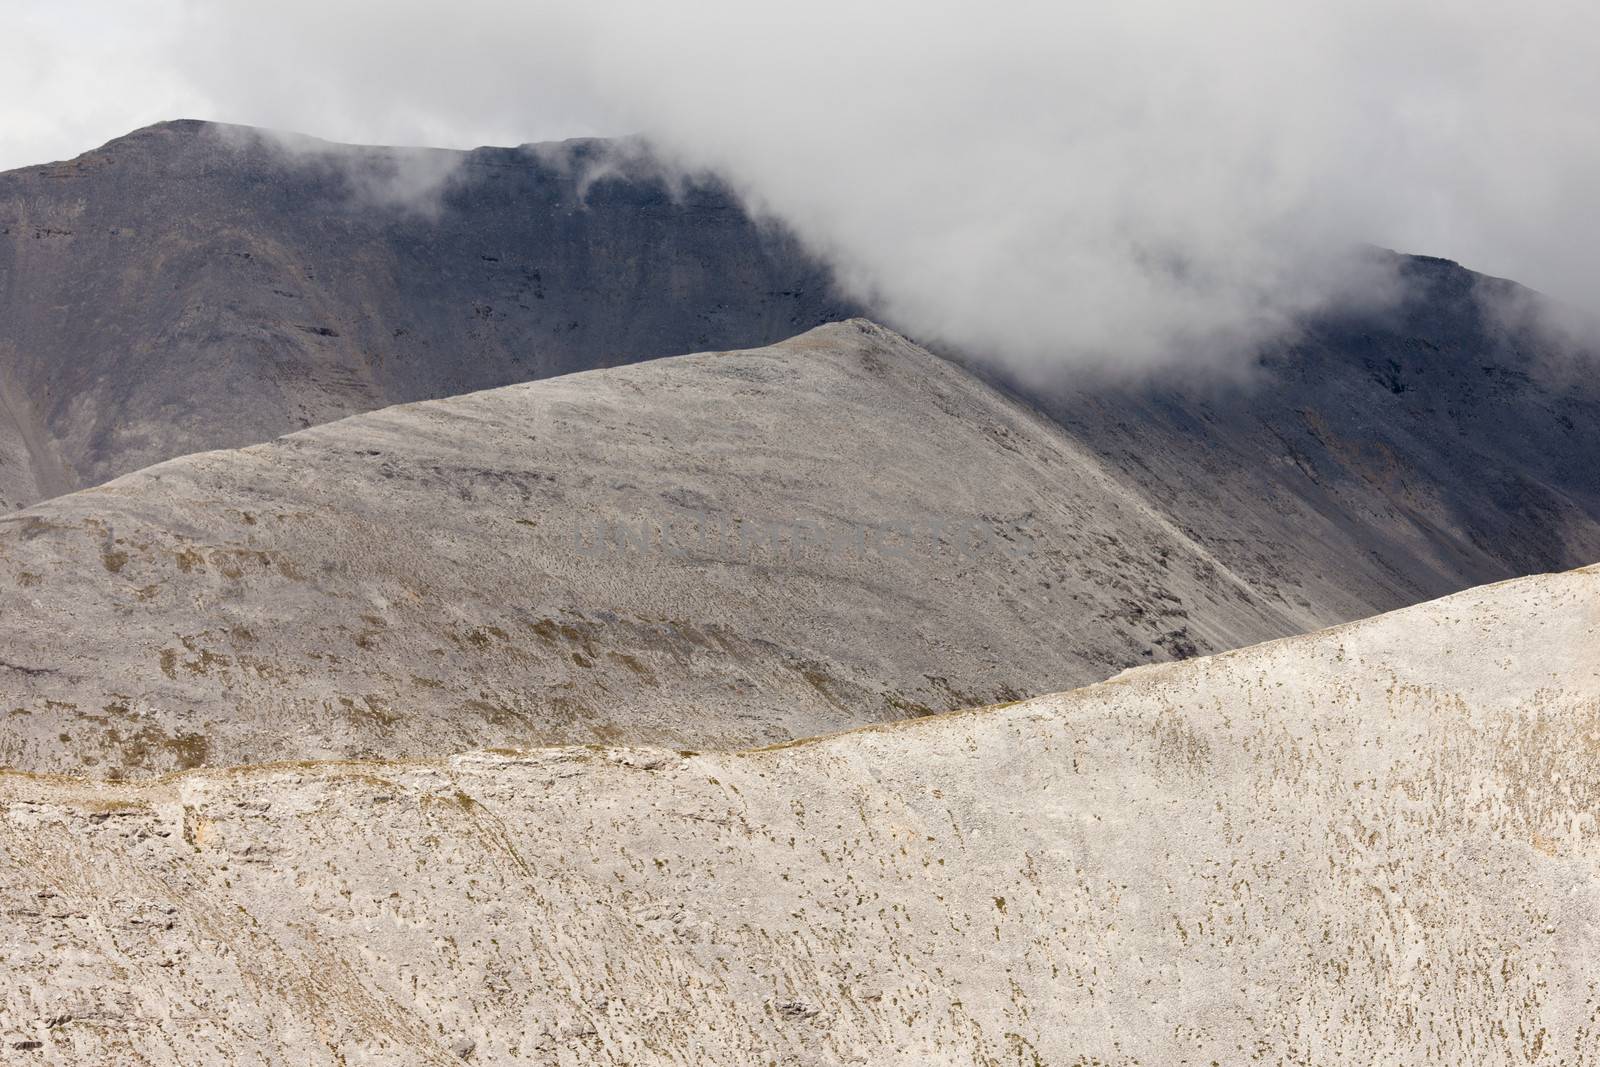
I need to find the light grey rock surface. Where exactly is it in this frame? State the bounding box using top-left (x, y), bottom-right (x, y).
top-left (0, 321), bottom-right (1305, 775)
top-left (0, 562), bottom-right (1594, 1064)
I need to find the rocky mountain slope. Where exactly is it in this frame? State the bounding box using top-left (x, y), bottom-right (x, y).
top-left (2, 120), bottom-right (1597, 1067)
top-left (0, 321), bottom-right (1306, 775)
top-left (0, 120), bottom-right (853, 510)
top-left (1, 560), bottom-right (1593, 1064)
top-left (992, 252), bottom-right (1600, 630)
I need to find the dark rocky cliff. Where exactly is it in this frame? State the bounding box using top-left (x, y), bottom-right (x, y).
top-left (984, 252), bottom-right (1600, 627)
top-left (0, 120), bottom-right (856, 509)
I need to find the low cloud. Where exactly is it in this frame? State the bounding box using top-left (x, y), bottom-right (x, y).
top-left (208, 124), bottom-right (469, 218)
top-left (1473, 273), bottom-right (1600, 383)
top-left (8, 0), bottom-right (1600, 374)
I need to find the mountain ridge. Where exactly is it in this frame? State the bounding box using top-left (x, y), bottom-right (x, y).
top-left (0, 320), bottom-right (1313, 776)
top-left (5, 307), bottom-right (1600, 777)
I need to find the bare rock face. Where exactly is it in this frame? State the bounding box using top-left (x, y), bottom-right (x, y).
top-left (0, 120), bottom-right (855, 510)
top-left (0, 562), bottom-right (1593, 1064)
top-left (0, 321), bottom-right (1310, 775)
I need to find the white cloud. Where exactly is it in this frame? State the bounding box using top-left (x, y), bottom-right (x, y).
top-left (5, 0), bottom-right (1599, 372)
top-left (2, 1), bottom-right (197, 168)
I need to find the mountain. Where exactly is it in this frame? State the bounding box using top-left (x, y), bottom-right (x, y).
top-left (989, 252), bottom-right (1600, 629)
top-left (3, 118), bottom-right (1597, 1065)
top-left (5, 122), bottom-right (1600, 781)
top-left (0, 321), bottom-right (1309, 776)
top-left (0, 120), bottom-right (854, 510)
top-left (1, 560), bottom-right (1593, 1063)
top-left (5, 122), bottom-right (1598, 628)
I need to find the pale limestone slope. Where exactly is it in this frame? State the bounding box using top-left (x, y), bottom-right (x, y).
top-left (0, 321), bottom-right (1301, 776)
top-left (0, 563), bottom-right (1595, 1063)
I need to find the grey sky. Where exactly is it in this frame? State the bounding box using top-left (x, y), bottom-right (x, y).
top-left (5, 0), bottom-right (1597, 372)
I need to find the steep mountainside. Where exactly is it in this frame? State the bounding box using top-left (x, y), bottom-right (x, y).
top-left (0, 120), bottom-right (854, 509)
top-left (992, 252), bottom-right (1600, 630)
top-left (1, 562), bottom-right (1594, 1064)
top-left (0, 322), bottom-right (1304, 775)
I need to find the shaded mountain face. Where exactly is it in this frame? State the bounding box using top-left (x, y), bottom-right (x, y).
top-left (0, 120), bottom-right (855, 510)
top-left (981, 252), bottom-right (1600, 630)
top-left (2, 562), bottom-right (1594, 1064)
top-left (0, 322), bottom-right (1311, 776)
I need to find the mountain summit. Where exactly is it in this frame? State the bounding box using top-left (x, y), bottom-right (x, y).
top-left (0, 120), bottom-right (853, 510)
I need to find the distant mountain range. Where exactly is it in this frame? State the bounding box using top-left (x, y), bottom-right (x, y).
top-left (980, 252), bottom-right (1600, 632)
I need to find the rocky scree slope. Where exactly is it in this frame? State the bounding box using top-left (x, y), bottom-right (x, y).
top-left (6, 121), bottom-right (1600, 659)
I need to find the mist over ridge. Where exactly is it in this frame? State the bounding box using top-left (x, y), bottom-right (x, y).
top-left (7, 0), bottom-right (1599, 375)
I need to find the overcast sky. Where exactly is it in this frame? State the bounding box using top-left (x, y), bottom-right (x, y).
top-left (6, 0), bottom-right (1597, 372)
